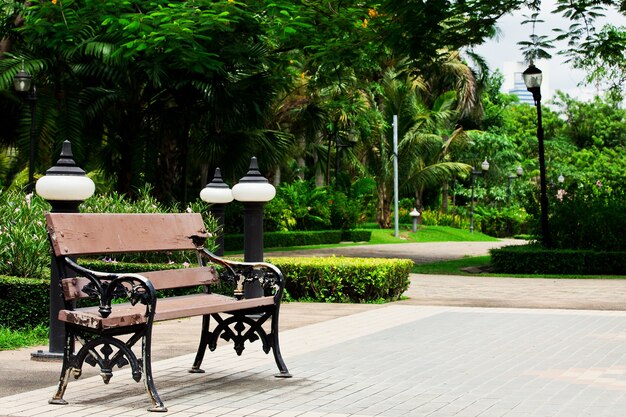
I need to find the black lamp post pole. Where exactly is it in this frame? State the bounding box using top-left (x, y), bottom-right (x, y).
top-left (243, 202), bottom-right (265, 263)
top-left (469, 169), bottom-right (480, 233)
top-left (532, 91), bottom-right (551, 248)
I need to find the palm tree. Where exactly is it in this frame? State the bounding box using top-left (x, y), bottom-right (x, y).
top-left (360, 64), bottom-right (472, 228)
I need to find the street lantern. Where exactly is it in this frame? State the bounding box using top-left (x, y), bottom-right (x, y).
top-left (13, 62), bottom-right (37, 193)
top-left (13, 64), bottom-right (32, 92)
top-left (232, 157), bottom-right (276, 298)
top-left (36, 141), bottom-right (96, 211)
top-left (516, 166), bottom-right (524, 177)
top-left (33, 140), bottom-right (95, 360)
top-left (200, 167), bottom-right (233, 256)
top-left (523, 62), bottom-right (551, 247)
top-left (469, 158), bottom-right (489, 233)
top-left (558, 174), bottom-right (565, 184)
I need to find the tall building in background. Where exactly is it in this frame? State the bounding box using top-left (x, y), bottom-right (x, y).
top-left (503, 61), bottom-right (551, 104)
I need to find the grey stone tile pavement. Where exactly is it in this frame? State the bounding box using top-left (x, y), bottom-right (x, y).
top-left (3, 240), bottom-right (626, 417)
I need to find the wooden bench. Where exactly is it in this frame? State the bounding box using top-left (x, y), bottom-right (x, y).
top-left (44, 212), bottom-right (291, 412)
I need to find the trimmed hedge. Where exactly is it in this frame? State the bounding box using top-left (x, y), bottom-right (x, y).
top-left (0, 276), bottom-right (50, 330)
top-left (269, 256), bottom-right (413, 303)
top-left (1, 254), bottom-right (410, 329)
top-left (224, 229), bottom-right (372, 251)
top-left (490, 244), bottom-right (626, 275)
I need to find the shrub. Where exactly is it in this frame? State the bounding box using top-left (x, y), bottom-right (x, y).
top-left (490, 244), bottom-right (626, 275)
top-left (0, 187), bottom-right (218, 278)
top-left (270, 256), bottom-right (413, 303)
top-left (0, 191), bottom-right (50, 279)
top-left (0, 276), bottom-right (50, 330)
top-left (224, 229), bottom-right (371, 251)
top-left (475, 206), bottom-right (530, 238)
top-left (550, 185), bottom-right (626, 251)
top-left (341, 229), bottom-right (372, 242)
top-left (420, 209), bottom-right (469, 229)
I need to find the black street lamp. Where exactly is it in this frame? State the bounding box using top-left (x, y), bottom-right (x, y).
top-left (232, 157), bottom-right (276, 298)
top-left (13, 63), bottom-right (37, 193)
top-left (200, 167), bottom-right (233, 256)
top-left (470, 158), bottom-right (489, 233)
top-left (507, 166), bottom-right (524, 205)
top-left (523, 63), bottom-right (551, 247)
top-left (33, 141), bottom-right (95, 359)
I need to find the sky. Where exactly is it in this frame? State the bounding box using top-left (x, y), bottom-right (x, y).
top-left (473, 1), bottom-right (626, 102)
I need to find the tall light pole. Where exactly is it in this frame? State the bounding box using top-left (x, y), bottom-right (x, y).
top-left (507, 166), bottom-right (524, 206)
top-left (523, 63), bottom-right (551, 247)
top-left (469, 158), bottom-right (489, 233)
top-left (13, 63), bottom-right (37, 193)
top-left (200, 167), bottom-right (233, 256)
top-left (34, 141), bottom-right (95, 359)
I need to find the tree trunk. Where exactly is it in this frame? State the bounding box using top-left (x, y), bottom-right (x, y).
top-left (441, 181), bottom-right (449, 213)
top-left (377, 185), bottom-right (391, 228)
top-left (415, 188), bottom-right (424, 225)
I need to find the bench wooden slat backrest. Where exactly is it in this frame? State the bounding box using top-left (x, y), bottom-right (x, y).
top-left (45, 213), bottom-right (219, 301)
top-left (61, 268), bottom-right (220, 301)
top-left (45, 213), bottom-right (209, 256)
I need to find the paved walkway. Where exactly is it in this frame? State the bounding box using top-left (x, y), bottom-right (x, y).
top-left (2, 240), bottom-right (626, 417)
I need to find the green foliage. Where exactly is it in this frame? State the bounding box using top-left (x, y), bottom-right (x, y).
top-left (553, 92), bottom-right (626, 149)
top-left (475, 206), bottom-right (530, 238)
top-left (340, 230), bottom-right (372, 243)
top-left (263, 180), bottom-right (357, 232)
top-left (0, 325), bottom-right (48, 351)
top-left (0, 191), bottom-right (50, 279)
top-left (224, 229), bottom-right (371, 251)
top-left (491, 245), bottom-right (626, 275)
top-left (550, 184), bottom-right (626, 251)
top-left (0, 188), bottom-right (217, 278)
top-left (0, 275), bottom-right (49, 330)
top-left (270, 256), bottom-right (412, 303)
top-left (420, 209), bottom-right (469, 229)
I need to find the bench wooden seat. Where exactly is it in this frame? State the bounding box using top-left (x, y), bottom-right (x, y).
top-left (59, 293), bottom-right (276, 330)
top-left (44, 212), bottom-right (291, 412)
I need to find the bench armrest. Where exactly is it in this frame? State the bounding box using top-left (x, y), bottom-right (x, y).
top-left (197, 248), bottom-right (286, 302)
top-left (62, 257), bottom-right (158, 320)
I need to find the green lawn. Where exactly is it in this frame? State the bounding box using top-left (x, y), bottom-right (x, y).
top-left (262, 225), bottom-right (498, 253)
top-left (0, 325), bottom-right (47, 351)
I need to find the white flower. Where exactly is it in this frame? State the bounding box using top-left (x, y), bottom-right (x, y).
top-left (186, 207), bottom-right (193, 213)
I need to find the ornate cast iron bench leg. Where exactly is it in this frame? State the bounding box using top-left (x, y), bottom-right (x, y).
top-left (189, 315), bottom-right (211, 374)
top-left (49, 330), bottom-right (75, 406)
top-left (49, 323), bottom-right (167, 412)
top-left (270, 306), bottom-right (291, 378)
top-left (143, 326), bottom-right (167, 412)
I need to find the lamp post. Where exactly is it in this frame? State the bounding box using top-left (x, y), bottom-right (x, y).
top-left (200, 167), bottom-right (233, 256)
top-left (523, 63), bottom-right (551, 247)
top-left (469, 158), bottom-right (489, 233)
top-left (13, 63), bottom-right (37, 193)
top-left (558, 174), bottom-right (565, 184)
top-left (33, 141), bottom-right (95, 360)
top-left (507, 166), bottom-right (524, 206)
top-left (232, 157), bottom-right (276, 298)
